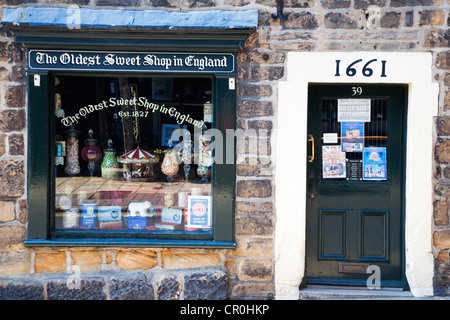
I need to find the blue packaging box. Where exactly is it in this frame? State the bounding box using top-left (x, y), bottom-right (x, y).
top-left (128, 216), bottom-right (147, 230)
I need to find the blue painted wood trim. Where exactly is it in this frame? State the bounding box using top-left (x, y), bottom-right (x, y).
top-left (1, 7), bottom-right (258, 29)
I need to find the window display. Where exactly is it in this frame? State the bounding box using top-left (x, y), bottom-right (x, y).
top-left (53, 75), bottom-right (214, 234)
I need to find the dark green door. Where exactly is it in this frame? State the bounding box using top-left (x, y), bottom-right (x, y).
top-left (306, 84), bottom-right (407, 288)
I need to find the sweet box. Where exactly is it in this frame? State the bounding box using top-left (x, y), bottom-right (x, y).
top-left (98, 206), bottom-right (122, 221)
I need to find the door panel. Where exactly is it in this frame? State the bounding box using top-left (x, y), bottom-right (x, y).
top-left (320, 210), bottom-right (347, 260)
top-left (306, 84), bottom-right (407, 288)
top-left (360, 211), bottom-right (389, 261)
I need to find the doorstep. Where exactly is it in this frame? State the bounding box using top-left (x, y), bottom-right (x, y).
top-left (298, 285), bottom-right (439, 300)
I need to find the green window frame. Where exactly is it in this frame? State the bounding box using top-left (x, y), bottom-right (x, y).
top-left (19, 29), bottom-right (251, 248)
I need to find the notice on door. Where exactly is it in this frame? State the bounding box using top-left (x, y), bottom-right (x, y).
top-left (322, 146), bottom-right (346, 179)
top-left (363, 147), bottom-right (387, 180)
top-left (338, 99), bottom-right (371, 122)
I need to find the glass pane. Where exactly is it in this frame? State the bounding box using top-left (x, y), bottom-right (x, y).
top-left (321, 98), bottom-right (388, 181)
top-left (54, 75), bottom-right (213, 234)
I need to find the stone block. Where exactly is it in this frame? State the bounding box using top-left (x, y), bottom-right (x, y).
top-left (8, 134), bottom-right (24, 155)
top-left (424, 29), bottom-right (450, 47)
top-left (0, 109), bottom-right (26, 132)
top-left (6, 43), bottom-right (23, 63)
top-left (0, 201), bottom-right (15, 222)
top-left (321, 0), bottom-right (351, 8)
top-left (161, 251), bottom-right (221, 269)
top-left (236, 179), bottom-right (272, 198)
top-left (5, 85), bottom-right (24, 108)
top-left (145, 0), bottom-right (175, 6)
top-left (437, 249), bottom-right (450, 263)
top-left (110, 273), bottom-right (155, 300)
top-left (0, 280), bottom-right (43, 300)
top-left (0, 225), bottom-right (26, 247)
top-left (184, 271), bottom-right (227, 300)
top-left (71, 250), bottom-right (102, 273)
top-left (354, 0), bottom-right (386, 9)
top-left (419, 10), bottom-right (445, 26)
top-left (224, 0), bottom-right (251, 5)
top-left (437, 117), bottom-right (450, 136)
top-left (9, 65), bottom-right (25, 82)
top-left (324, 12), bottom-right (364, 29)
top-left (235, 216), bottom-right (274, 235)
top-left (238, 84), bottom-right (272, 97)
top-left (0, 160), bottom-right (25, 198)
top-left (281, 12), bottom-right (319, 29)
top-left (249, 66), bottom-right (284, 81)
top-left (256, 0), bottom-right (312, 7)
top-left (0, 134), bottom-right (5, 156)
top-left (230, 280), bottom-right (275, 298)
top-left (181, 0), bottom-right (215, 7)
top-left (157, 275), bottom-right (181, 300)
top-left (434, 200), bottom-right (449, 226)
top-left (0, 250), bottom-right (31, 275)
top-left (248, 120), bottom-right (273, 132)
top-left (35, 252), bottom-right (66, 273)
top-left (47, 278), bottom-right (107, 300)
top-left (237, 159), bottom-right (272, 177)
top-left (116, 250), bottom-right (158, 270)
top-left (18, 199), bottom-right (27, 224)
top-left (235, 201), bottom-right (273, 215)
top-left (390, 0), bottom-right (441, 6)
top-left (234, 237), bottom-right (273, 257)
top-left (434, 230), bottom-right (450, 249)
top-left (436, 51), bottom-right (449, 70)
top-left (404, 11), bottom-right (414, 27)
top-left (239, 51), bottom-right (285, 64)
top-left (445, 91), bottom-right (450, 111)
top-left (238, 101), bottom-right (273, 117)
top-left (238, 259), bottom-right (272, 280)
top-left (381, 12), bottom-right (401, 28)
top-left (0, 67), bottom-right (7, 82)
top-left (435, 138), bottom-right (450, 163)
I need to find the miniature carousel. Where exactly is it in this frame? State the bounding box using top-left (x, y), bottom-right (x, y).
top-left (118, 146), bottom-right (159, 181)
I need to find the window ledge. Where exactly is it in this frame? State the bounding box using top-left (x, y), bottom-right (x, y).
top-left (24, 238), bottom-right (236, 249)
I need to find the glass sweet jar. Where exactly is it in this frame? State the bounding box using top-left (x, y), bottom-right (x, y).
top-left (81, 129), bottom-right (102, 176)
top-left (101, 139), bottom-right (119, 180)
top-left (161, 149), bottom-right (179, 183)
top-left (64, 127), bottom-right (81, 176)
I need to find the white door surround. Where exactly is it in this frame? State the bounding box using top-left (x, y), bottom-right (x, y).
top-left (275, 52), bottom-right (439, 299)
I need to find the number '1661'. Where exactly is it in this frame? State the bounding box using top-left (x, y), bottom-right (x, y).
top-left (335, 59), bottom-right (387, 78)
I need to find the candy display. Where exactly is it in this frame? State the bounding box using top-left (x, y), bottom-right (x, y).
top-left (164, 192), bottom-right (175, 207)
top-left (64, 127), bottom-right (80, 176)
top-left (101, 139), bottom-right (120, 180)
top-left (178, 192), bottom-right (188, 207)
top-left (53, 75), bottom-right (214, 236)
top-left (197, 165), bottom-right (211, 182)
top-left (81, 129), bottom-right (102, 176)
top-left (161, 150), bottom-right (179, 182)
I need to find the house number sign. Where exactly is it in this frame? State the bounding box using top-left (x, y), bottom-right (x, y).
top-left (335, 59), bottom-right (387, 78)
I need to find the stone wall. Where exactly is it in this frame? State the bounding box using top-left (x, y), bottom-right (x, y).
top-left (0, 0), bottom-right (449, 299)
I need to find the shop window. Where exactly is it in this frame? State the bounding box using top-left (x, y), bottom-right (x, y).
top-left (54, 75), bottom-right (214, 235)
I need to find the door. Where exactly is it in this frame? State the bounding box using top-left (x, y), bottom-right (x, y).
top-left (306, 84), bottom-right (407, 288)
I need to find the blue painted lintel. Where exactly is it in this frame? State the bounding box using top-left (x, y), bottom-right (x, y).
top-left (1, 7), bottom-right (259, 29)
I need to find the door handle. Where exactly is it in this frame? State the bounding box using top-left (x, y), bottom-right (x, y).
top-left (308, 134), bottom-right (314, 163)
